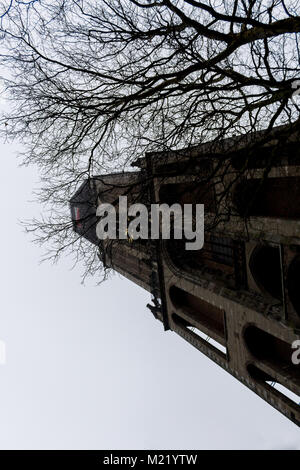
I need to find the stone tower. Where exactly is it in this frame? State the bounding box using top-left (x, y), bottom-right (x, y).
top-left (70, 128), bottom-right (300, 426)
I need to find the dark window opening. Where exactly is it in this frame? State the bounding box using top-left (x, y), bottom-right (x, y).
top-left (172, 312), bottom-right (227, 357)
top-left (170, 285), bottom-right (226, 340)
top-left (249, 245), bottom-right (282, 300)
top-left (166, 236), bottom-right (246, 290)
top-left (231, 142), bottom-right (300, 170)
top-left (244, 325), bottom-right (300, 386)
top-left (233, 177), bottom-right (300, 219)
top-left (287, 256), bottom-right (300, 318)
top-left (159, 182), bottom-right (216, 213)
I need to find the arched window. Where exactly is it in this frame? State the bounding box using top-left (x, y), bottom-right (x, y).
top-left (171, 312), bottom-right (227, 357)
top-left (249, 245), bottom-right (282, 300)
top-left (167, 236), bottom-right (234, 268)
top-left (169, 285), bottom-right (225, 339)
top-left (165, 236), bottom-right (246, 289)
top-left (247, 364), bottom-right (300, 414)
top-left (244, 325), bottom-right (300, 386)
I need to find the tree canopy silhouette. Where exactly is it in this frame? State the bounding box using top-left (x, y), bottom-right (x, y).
top-left (1, 0), bottom-right (300, 280)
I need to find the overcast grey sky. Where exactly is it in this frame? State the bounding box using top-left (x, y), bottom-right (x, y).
top-left (0, 139), bottom-right (299, 450)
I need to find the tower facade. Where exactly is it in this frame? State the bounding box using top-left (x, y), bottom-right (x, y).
top-left (70, 129), bottom-right (300, 426)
